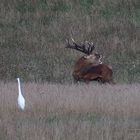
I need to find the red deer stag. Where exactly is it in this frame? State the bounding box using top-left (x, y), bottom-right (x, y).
top-left (66, 38), bottom-right (115, 84)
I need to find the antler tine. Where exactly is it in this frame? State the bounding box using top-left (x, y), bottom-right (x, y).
top-left (65, 39), bottom-right (70, 48)
top-left (87, 42), bottom-right (95, 54)
top-left (71, 37), bottom-right (75, 43)
top-left (66, 38), bottom-right (75, 49)
top-left (90, 42), bottom-right (95, 53)
top-left (65, 39), bottom-right (69, 44)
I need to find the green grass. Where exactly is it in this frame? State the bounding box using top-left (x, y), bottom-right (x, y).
top-left (0, 0), bottom-right (140, 83)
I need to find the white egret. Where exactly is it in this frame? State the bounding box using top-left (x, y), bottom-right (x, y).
top-left (17, 78), bottom-right (25, 110)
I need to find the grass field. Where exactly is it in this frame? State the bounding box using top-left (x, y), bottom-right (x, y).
top-left (0, 0), bottom-right (140, 139)
top-left (0, 82), bottom-right (140, 140)
top-left (0, 0), bottom-right (140, 83)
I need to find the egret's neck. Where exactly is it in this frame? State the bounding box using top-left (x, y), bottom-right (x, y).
top-left (17, 78), bottom-right (22, 95)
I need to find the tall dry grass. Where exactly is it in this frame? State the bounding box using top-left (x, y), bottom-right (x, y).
top-left (0, 82), bottom-right (140, 139)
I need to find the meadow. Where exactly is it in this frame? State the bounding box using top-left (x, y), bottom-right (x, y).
top-left (0, 0), bottom-right (139, 83)
top-left (0, 0), bottom-right (140, 139)
top-left (0, 82), bottom-right (140, 140)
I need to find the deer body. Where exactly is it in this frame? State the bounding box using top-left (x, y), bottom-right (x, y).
top-left (73, 54), bottom-right (102, 81)
top-left (73, 63), bottom-right (113, 83)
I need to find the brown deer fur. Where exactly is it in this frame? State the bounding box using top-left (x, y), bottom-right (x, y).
top-left (72, 54), bottom-right (114, 84)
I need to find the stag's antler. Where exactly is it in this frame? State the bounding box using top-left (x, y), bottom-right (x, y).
top-left (65, 38), bottom-right (95, 55)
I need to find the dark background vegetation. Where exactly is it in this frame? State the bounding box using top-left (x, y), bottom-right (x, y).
top-left (0, 0), bottom-right (140, 83)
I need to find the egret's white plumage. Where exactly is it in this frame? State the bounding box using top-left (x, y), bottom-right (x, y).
top-left (17, 78), bottom-right (25, 110)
